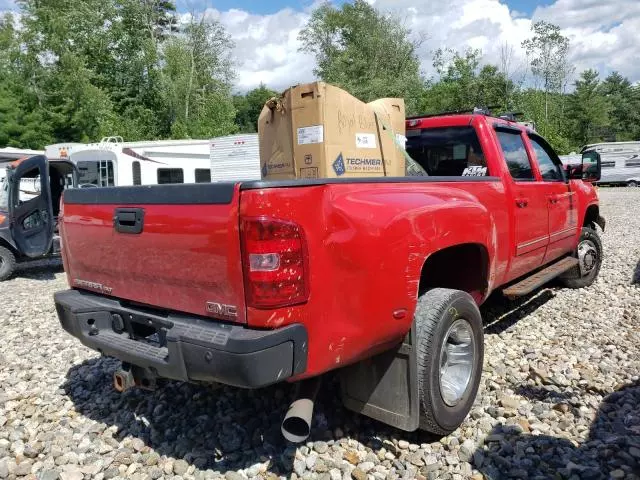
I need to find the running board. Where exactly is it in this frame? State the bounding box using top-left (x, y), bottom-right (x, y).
top-left (503, 257), bottom-right (579, 299)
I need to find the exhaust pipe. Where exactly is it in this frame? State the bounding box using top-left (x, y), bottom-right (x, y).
top-left (281, 377), bottom-right (321, 443)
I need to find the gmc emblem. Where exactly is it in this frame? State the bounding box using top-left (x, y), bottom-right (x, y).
top-left (206, 302), bottom-right (238, 319)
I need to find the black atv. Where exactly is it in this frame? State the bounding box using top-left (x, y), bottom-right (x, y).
top-left (0, 155), bottom-right (77, 281)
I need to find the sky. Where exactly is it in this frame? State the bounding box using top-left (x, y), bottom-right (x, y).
top-left (173, 0), bottom-right (640, 92)
top-left (2, 0), bottom-right (639, 92)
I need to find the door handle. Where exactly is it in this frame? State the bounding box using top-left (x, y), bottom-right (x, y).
top-left (548, 195), bottom-right (559, 204)
top-left (515, 198), bottom-right (529, 208)
top-left (113, 208), bottom-right (144, 234)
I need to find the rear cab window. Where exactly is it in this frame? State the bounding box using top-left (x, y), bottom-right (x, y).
top-left (406, 126), bottom-right (489, 177)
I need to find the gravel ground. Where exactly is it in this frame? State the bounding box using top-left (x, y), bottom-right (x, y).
top-left (1, 187), bottom-right (639, 480)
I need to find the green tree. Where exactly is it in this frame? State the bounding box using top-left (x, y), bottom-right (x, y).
top-left (161, 17), bottom-right (236, 138)
top-left (567, 70), bottom-right (609, 146)
top-left (600, 72), bottom-right (640, 141)
top-left (522, 21), bottom-right (573, 126)
top-left (420, 49), bottom-right (511, 114)
top-left (0, 12), bottom-right (53, 148)
top-left (233, 84), bottom-right (278, 133)
top-left (298, 0), bottom-right (424, 113)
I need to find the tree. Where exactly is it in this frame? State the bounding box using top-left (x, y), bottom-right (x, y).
top-left (233, 84), bottom-right (278, 133)
top-left (600, 72), bottom-right (640, 141)
top-left (0, 12), bottom-right (54, 148)
top-left (420, 49), bottom-right (511, 114)
top-left (522, 21), bottom-right (573, 126)
top-left (161, 16), bottom-right (237, 138)
top-left (567, 70), bottom-right (609, 146)
top-left (298, 0), bottom-right (424, 114)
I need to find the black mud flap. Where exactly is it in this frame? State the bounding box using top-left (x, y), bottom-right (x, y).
top-left (596, 215), bottom-right (606, 232)
top-left (339, 322), bottom-right (420, 432)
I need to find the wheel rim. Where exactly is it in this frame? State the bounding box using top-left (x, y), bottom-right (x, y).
top-left (577, 239), bottom-right (598, 276)
top-left (439, 318), bottom-right (476, 407)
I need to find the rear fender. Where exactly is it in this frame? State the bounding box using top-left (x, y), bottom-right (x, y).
top-left (0, 226), bottom-right (18, 253)
top-left (241, 182), bottom-right (502, 380)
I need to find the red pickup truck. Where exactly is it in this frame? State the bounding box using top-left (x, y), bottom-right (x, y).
top-left (53, 111), bottom-right (605, 442)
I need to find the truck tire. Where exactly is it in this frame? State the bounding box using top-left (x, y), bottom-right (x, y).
top-left (560, 227), bottom-right (603, 289)
top-left (0, 246), bottom-right (17, 281)
top-left (415, 288), bottom-right (484, 436)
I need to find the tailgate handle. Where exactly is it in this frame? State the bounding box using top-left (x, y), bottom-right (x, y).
top-left (114, 208), bottom-right (144, 234)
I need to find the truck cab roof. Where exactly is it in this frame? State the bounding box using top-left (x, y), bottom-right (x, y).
top-left (406, 112), bottom-right (536, 133)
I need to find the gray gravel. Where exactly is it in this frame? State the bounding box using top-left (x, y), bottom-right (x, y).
top-left (1, 187), bottom-right (639, 480)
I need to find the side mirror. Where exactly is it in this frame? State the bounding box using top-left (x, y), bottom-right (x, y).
top-left (568, 151), bottom-right (601, 182)
top-left (581, 151), bottom-right (601, 182)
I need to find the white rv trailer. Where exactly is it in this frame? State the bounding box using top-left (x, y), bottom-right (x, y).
top-left (46, 135), bottom-right (262, 188)
top-left (580, 141), bottom-right (640, 186)
top-left (46, 137), bottom-right (212, 188)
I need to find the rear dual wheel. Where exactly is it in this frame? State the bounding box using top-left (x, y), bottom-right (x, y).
top-left (414, 288), bottom-right (484, 436)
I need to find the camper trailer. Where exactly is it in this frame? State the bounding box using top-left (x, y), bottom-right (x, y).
top-left (580, 141), bottom-right (640, 186)
top-left (45, 137), bottom-right (211, 188)
top-left (46, 135), bottom-right (261, 188)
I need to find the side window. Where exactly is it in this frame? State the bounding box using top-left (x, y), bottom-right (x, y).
top-left (529, 135), bottom-right (564, 181)
top-left (17, 167), bottom-right (42, 204)
top-left (496, 130), bottom-right (534, 180)
top-left (77, 160), bottom-right (115, 187)
top-left (132, 161), bottom-right (141, 185)
top-left (157, 168), bottom-right (184, 184)
top-left (625, 159), bottom-right (640, 168)
top-left (195, 168), bottom-right (211, 183)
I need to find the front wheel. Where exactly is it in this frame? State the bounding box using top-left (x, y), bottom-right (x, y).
top-left (0, 246), bottom-right (17, 281)
top-left (560, 227), bottom-right (603, 288)
top-left (414, 288), bottom-right (484, 436)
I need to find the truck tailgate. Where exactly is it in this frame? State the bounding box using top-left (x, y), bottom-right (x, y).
top-left (60, 183), bottom-right (246, 323)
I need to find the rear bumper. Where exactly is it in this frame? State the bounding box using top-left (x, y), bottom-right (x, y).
top-left (54, 289), bottom-right (308, 388)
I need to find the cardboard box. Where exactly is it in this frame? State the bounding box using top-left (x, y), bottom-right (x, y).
top-left (258, 82), bottom-right (406, 180)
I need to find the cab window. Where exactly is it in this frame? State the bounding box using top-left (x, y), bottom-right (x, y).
top-left (496, 129), bottom-right (534, 180)
top-left (529, 135), bottom-right (565, 181)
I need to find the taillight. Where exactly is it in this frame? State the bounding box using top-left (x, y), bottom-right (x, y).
top-left (241, 217), bottom-right (309, 309)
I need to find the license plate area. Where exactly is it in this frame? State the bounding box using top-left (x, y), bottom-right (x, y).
top-left (113, 312), bottom-right (173, 348)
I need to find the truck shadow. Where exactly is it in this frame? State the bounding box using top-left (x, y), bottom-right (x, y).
top-left (62, 356), bottom-right (446, 477)
top-left (62, 356), bottom-right (297, 475)
top-left (473, 380), bottom-right (640, 479)
top-left (633, 259), bottom-right (640, 285)
top-left (481, 289), bottom-right (556, 335)
top-left (60, 289), bottom-right (565, 477)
